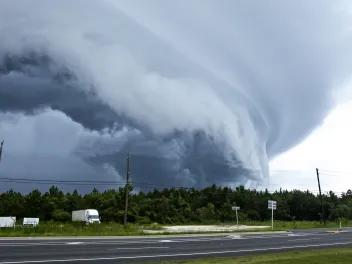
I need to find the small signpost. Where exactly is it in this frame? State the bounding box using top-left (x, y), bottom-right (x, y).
top-left (268, 200), bottom-right (277, 230)
top-left (232, 206), bottom-right (240, 229)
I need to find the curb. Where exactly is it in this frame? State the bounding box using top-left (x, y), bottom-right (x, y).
top-left (325, 230), bottom-right (348, 234)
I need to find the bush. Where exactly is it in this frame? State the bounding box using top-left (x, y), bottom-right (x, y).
top-left (51, 210), bottom-right (71, 222)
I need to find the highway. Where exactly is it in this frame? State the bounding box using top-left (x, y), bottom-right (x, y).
top-left (0, 228), bottom-right (352, 263)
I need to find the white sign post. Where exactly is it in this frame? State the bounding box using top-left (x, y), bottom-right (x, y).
top-left (232, 206), bottom-right (240, 229)
top-left (268, 200), bottom-right (277, 230)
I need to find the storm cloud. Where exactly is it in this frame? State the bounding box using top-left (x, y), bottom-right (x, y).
top-left (0, 0), bottom-right (352, 193)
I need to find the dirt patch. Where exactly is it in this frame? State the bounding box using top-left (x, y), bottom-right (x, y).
top-left (144, 224), bottom-right (270, 233)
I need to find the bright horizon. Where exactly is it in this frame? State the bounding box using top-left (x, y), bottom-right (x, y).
top-left (270, 96), bottom-right (352, 194)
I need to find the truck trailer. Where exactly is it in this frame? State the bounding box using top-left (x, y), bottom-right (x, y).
top-left (72, 209), bottom-right (100, 224)
top-left (0, 217), bottom-right (16, 228)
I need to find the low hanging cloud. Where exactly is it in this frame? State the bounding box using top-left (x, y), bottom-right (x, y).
top-left (0, 0), bottom-right (352, 193)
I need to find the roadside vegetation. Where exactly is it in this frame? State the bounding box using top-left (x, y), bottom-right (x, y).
top-left (153, 247), bottom-right (352, 264)
top-left (1, 185), bottom-right (352, 224)
top-left (0, 185), bottom-right (352, 236)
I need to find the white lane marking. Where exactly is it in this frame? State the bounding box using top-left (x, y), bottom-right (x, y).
top-left (0, 234), bottom-right (248, 241)
top-left (288, 238), bottom-right (321, 242)
top-left (0, 237), bottom-right (229, 247)
top-left (244, 234), bottom-right (308, 239)
top-left (170, 237), bottom-right (230, 242)
top-left (0, 232), bottom-right (292, 241)
top-left (0, 243), bottom-right (67, 247)
top-left (227, 235), bottom-right (245, 239)
top-left (0, 233), bottom-right (320, 247)
top-left (83, 237), bottom-right (228, 244)
top-left (0, 235), bottom-right (302, 247)
top-left (0, 241), bottom-right (351, 263)
top-left (108, 246), bottom-right (169, 250)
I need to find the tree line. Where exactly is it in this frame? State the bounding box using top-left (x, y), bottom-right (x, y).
top-left (0, 185), bottom-right (351, 224)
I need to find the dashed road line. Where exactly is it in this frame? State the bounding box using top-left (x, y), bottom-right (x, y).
top-left (108, 246), bottom-right (169, 250)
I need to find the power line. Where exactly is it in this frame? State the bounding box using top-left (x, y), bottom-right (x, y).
top-left (0, 177), bottom-right (317, 191)
top-left (0, 179), bottom-right (126, 187)
top-left (0, 173), bottom-right (348, 197)
top-left (0, 177), bottom-right (124, 184)
top-left (318, 169), bottom-right (352, 176)
top-left (0, 176), bottom-right (334, 192)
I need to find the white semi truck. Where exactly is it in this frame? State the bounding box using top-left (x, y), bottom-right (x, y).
top-left (72, 209), bottom-right (100, 225)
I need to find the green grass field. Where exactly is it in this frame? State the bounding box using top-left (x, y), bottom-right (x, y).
top-left (152, 247), bottom-right (352, 263)
top-left (0, 222), bottom-right (147, 237)
top-left (0, 220), bottom-right (349, 237)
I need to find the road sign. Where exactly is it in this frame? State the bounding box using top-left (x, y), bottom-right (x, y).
top-left (268, 200), bottom-right (277, 230)
top-left (268, 200), bottom-right (277, 210)
top-left (231, 206), bottom-right (240, 229)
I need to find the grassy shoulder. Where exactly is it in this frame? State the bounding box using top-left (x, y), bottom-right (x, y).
top-left (151, 219), bottom-right (352, 230)
top-left (192, 219), bottom-right (351, 229)
top-left (0, 220), bottom-right (349, 237)
top-left (0, 223), bottom-right (145, 237)
top-left (153, 247), bottom-right (352, 264)
top-left (243, 220), bottom-right (350, 229)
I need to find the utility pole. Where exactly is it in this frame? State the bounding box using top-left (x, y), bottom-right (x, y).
top-left (0, 140), bottom-right (4, 164)
top-left (124, 153), bottom-right (131, 230)
top-left (316, 168), bottom-right (326, 225)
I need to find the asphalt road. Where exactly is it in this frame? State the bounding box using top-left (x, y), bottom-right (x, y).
top-left (0, 228), bottom-right (352, 263)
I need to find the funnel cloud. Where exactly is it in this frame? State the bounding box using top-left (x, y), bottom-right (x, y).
top-left (0, 0), bottom-right (352, 193)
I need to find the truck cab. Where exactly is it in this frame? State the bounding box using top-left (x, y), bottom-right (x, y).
top-left (86, 210), bottom-right (100, 224)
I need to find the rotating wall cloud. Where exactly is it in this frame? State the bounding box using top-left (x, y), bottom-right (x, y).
top-left (0, 0), bottom-right (351, 193)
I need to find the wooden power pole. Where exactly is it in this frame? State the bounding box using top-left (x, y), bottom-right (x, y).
top-left (0, 140), bottom-right (4, 164)
top-left (316, 168), bottom-right (326, 225)
top-left (124, 153), bottom-right (131, 230)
